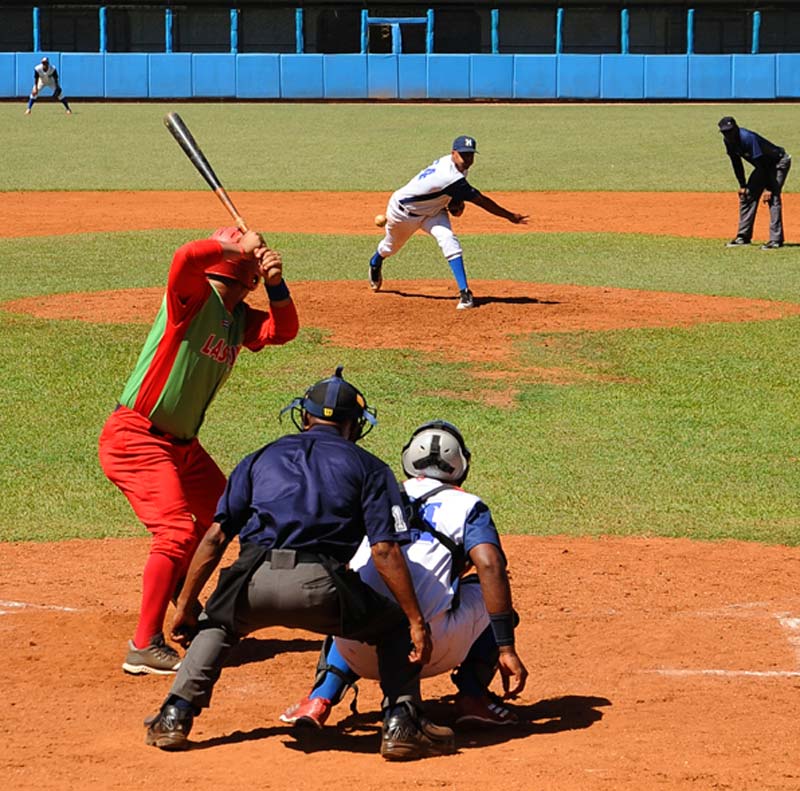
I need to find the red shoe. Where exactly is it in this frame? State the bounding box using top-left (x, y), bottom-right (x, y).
top-left (454, 693), bottom-right (518, 728)
top-left (279, 695), bottom-right (332, 729)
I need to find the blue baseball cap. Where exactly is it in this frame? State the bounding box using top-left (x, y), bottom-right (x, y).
top-left (452, 135), bottom-right (478, 153)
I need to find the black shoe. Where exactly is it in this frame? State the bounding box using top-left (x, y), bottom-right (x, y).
top-left (145, 703), bottom-right (193, 751)
top-left (368, 262), bottom-right (383, 292)
top-left (761, 240), bottom-right (783, 250)
top-left (456, 289), bottom-right (474, 310)
top-left (381, 702), bottom-right (456, 761)
top-left (726, 237), bottom-right (750, 247)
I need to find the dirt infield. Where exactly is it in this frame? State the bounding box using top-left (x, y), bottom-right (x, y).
top-left (3, 191), bottom-right (800, 790)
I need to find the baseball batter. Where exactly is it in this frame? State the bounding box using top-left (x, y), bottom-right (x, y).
top-left (281, 420), bottom-right (528, 729)
top-left (25, 57), bottom-right (71, 115)
top-left (98, 227), bottom-right (298, 675)
top-left (369, 135), bottom-right (529, 309)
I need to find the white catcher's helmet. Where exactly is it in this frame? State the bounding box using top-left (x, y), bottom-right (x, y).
top-left (401, 420), bottom-right (471, 485)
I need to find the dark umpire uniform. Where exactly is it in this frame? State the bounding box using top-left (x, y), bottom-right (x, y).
top-left (719, 116), bottom-right (792, 249)
top-left (144, 367), bottom-right (455, 760)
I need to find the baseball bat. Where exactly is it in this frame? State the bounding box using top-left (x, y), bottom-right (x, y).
top-left (163, 111), bottom-right (248, 232)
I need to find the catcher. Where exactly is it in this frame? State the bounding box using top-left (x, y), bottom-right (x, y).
top-left (25, 57), bottom-right (71, 115)
top-left (281, 420), bottom-right (528, 729)
top-left (368, 135), bottom-right (528, 309)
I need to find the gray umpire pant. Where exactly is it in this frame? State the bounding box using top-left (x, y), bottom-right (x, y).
top-left (168, 550), bottom-right (420, 712)
top-left (737, 153), bottom-right (792, 243)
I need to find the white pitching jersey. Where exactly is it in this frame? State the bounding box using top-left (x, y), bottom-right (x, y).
top-left (390, 155), bottom-right (479, 219)
top-left (351, 476), bottom-right (501, 621)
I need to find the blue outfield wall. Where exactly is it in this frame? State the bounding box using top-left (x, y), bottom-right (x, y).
top-left (3, 52), bottom-right (800, 100)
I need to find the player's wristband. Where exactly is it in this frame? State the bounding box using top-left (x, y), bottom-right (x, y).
top-left (266, 278), bottom-right (290, 302)
top-left (489, 611), bottom-right (515, 646)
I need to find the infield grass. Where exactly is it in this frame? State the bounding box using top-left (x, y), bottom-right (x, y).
top-left (1, 102), bottom-right (798, 545)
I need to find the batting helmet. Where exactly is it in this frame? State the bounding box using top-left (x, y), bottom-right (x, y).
top-left (205, 227), bottom-right (260, 291)
top-left (401, 420), bottom-right (471, 485)
top-left (281, 366), bottom-right (377, 440)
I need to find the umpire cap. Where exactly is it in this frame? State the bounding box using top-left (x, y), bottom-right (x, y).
top-left (718, 116), bottom-right (737, 132)
top-left (282, 366), bottom-right (377, 440)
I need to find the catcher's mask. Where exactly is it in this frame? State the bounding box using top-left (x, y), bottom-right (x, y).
top-left (281, 366), bottom-right (377, 441)
top-left (401, 420), bottom-right (471, 485)
top-left (205, 227), bottom-right (261, 291)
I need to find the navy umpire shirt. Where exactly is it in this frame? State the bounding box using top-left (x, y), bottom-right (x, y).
top-left (215, 425), bottom-right (410, 562)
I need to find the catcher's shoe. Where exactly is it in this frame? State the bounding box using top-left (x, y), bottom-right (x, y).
top-left (381, 702), bottom-right (456, 761)
top-left (368, 262), bottom-right (383, 292)
top-left (145, 703), bottom-right (193, 751)
top-left (122, 633), bottom-right (181, 675)
top-left (279, 695), bottom-right (332, 729)
top-left (456, 289), bottom-right (474, 310)
top-left (454, 692), bottom-right (518, 728)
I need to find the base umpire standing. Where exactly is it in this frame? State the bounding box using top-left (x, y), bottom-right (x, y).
top-left (144, 368), bottom-right (456, 760)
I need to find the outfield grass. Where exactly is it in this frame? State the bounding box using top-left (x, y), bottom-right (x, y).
top-left (1, 103), bottom-right (798, 545)
top-left (0, 101), bottom-right (796, 192)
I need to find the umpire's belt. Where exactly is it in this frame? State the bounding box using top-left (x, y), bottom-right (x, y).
top-left (265, 548), bottom-right (323, 569)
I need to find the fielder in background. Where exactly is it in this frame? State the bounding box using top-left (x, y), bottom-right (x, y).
top-left (144, 369), bottom-right (456, 761)
top-left (25, 57), bottom-right (71, 115)
top-left (719, 116), bottom-right (792, 250)
top-left (281, 420), bottom-right (528, 730)
top-left (98, 227), bottom-right (299, 675)
top-left (368, 135), bottom-right (529, 310)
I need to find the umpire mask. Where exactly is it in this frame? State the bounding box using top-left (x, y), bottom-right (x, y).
top-left (401, 420), bottom-right (471, 485)
top-left (280, 366), bottom-right (377, 441)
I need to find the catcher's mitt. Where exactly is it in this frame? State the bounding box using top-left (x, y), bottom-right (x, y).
top-left (448, 200), bottom-right (465, 217)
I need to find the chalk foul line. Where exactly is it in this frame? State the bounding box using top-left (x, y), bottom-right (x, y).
top-left (0, 599), bottom-right (79, 616)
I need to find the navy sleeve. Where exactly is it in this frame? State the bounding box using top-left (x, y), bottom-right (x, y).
top-left (362, 465), bottom-right (411, 546)
top-left (463, 501), bottom-right (505, 560)
top-left (444, 178), bottom-right (479, 203)
top-left (214, 454), bottom-right (255, 539)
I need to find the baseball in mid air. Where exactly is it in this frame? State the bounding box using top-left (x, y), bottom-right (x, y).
top-left (374, 213), bottom-right (387, 227)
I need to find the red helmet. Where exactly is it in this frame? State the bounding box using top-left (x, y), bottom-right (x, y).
top-left (206, 227), bottom-right (260, 290)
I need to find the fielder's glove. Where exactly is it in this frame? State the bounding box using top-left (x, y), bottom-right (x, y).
top-left (448, 200), bottom-right (465, 217)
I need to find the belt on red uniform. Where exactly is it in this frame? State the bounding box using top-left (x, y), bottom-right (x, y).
top-left (114, 403), bottom-right (194, 445)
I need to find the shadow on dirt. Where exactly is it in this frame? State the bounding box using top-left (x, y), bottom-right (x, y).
top-left (224, 636), bottom-right (323, 668)
top-left (382, 289), bottom-right (558, 307)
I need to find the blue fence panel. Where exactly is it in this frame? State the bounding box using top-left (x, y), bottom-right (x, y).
top-left (558, 55), bottom-right (601, 99)
top-left (428, 54), bottom-right (470, 98)
top-left (280, 54), bottom-right (323, 98)
top-left (731, 54), bottom-right (775, 99)
top-left (688, 55), bottom-right (732, 100)
top-left (61, 53), bottom-right (105, 97)
top-left (470, 54), bottom-right (513, 98)
top-left (105, 53), bottom-right (148, 97)
top-left (0, 54), bottom-right (13, 97)
top-left (236, 54), bottom-right (280, 98)
top-left (367, 54), bottom-right (398, 99)
top-left (398, 54), bottom-right (427, 99)
top-left (193, 54), bottom-right (236, 97)
top-left (16, 52), bottom-right (59, 97)
top-left (776, 53), bottom-right (800, 98)
top-left (324, 54), bottom-right (367, 99)
top-left (513, 55), bottom-right (557, 99)
top-left (601, 54), bottom-right (644, 99)
top-left (148, 53), bottom-right (192, 98)
top-left (643, 55), bottom-right (688, 99)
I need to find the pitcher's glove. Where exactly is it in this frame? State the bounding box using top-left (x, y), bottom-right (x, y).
top-left (448, 200), bottom-right (465, 217)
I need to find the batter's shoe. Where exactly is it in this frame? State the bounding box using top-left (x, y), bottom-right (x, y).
top-left (726, 237), bottom-right (750, 247)
top-left (145, 703), bottom-right (193, 751)
top-left (454, 692), bottom-right (518, 728)
top-left (761, 240), bottom-right (783, 250)
top-left (122, 633), bottom-right (181, 675)
top-left (381, 702), bottom-right (456, 761)
top-left (369, 263), bottom-right (383, 292)
top-left (456, 289), bottom-right (474, 310)
top-left (279, 695), bottom-right (332, 729)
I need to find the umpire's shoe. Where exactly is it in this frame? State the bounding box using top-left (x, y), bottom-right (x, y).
top-left (145, 702), bottom-right (194, 751)
top-left (381, 702), bottom-right (456, 761)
